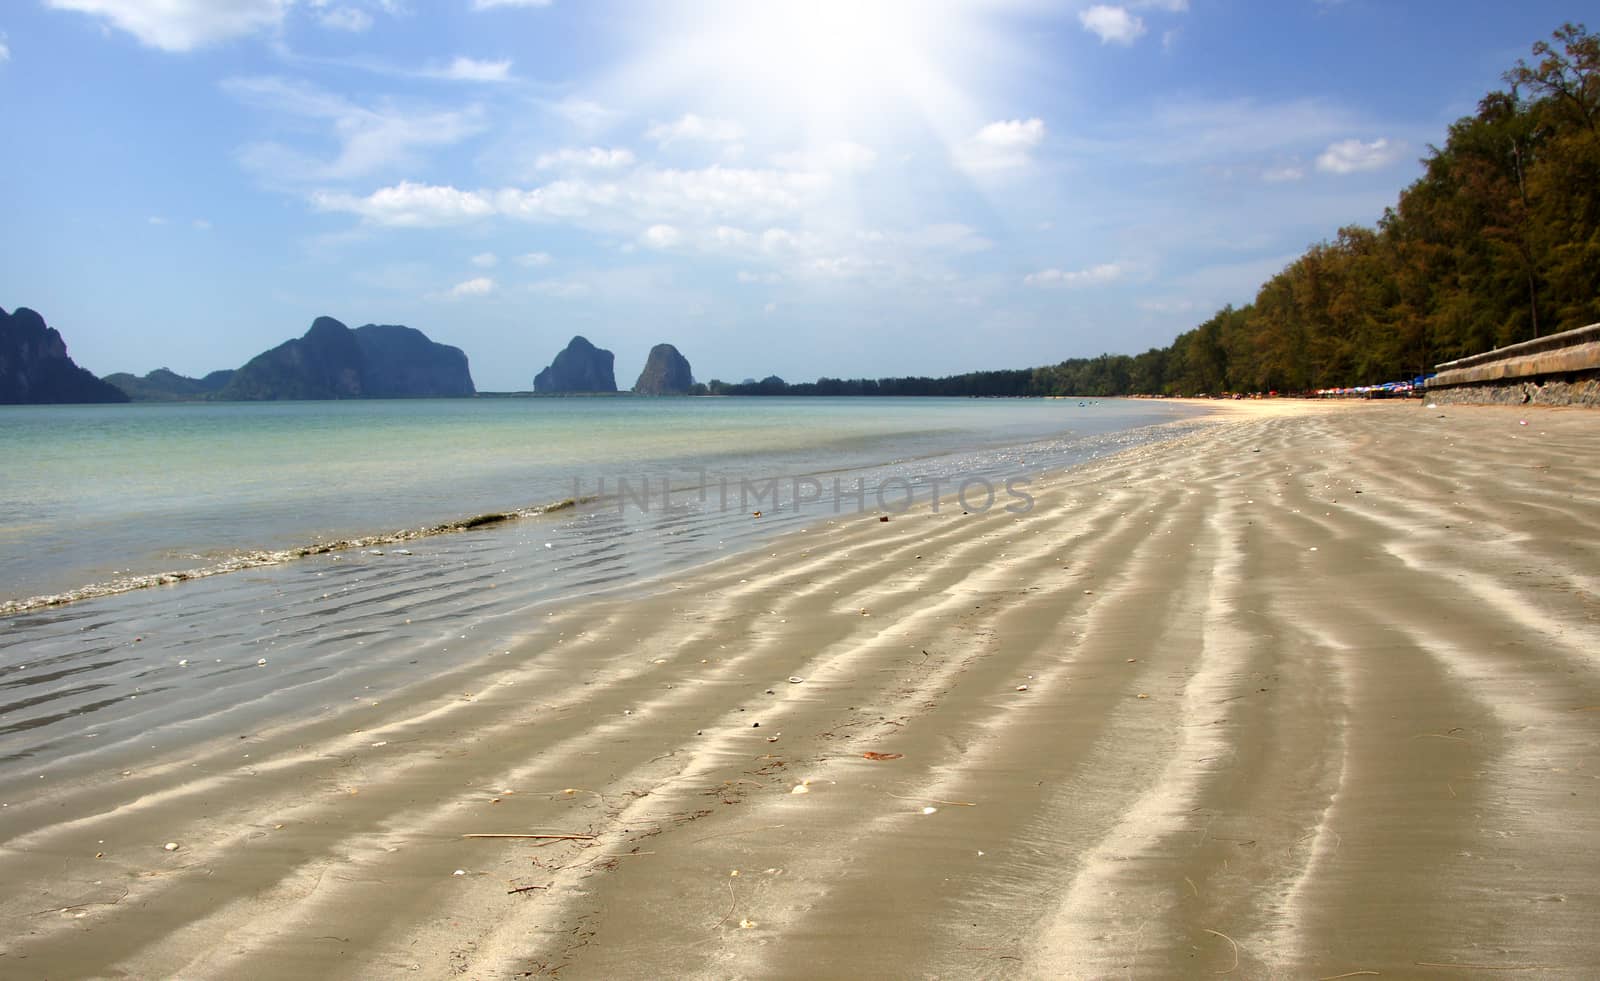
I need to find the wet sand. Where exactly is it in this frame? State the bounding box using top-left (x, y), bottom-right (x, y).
top-left (1, 400), bottom-right (1596, 979)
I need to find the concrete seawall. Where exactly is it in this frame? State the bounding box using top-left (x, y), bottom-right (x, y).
top-left (1427, 322), bottom-right (1600, 406)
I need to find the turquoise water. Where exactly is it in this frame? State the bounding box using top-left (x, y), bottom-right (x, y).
top-left (0, 395), bottom-right (1204, 775)
top-left (0, 397), bottom-right (1193, 604)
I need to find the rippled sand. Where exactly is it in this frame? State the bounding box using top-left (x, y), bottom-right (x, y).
top-left (2, 400), bottom-right (1596, 979)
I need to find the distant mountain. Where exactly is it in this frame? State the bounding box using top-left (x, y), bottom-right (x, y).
top-left (632, 343), bottom-right (695, 395)
top-left (534, 336), bottom-right (617, 393)
top-left (0, 306), bottom-right (129, 405)
top-left (103, 367), bottom-right (235, 401)
top-left (219, 317), bottom-right (475, 400)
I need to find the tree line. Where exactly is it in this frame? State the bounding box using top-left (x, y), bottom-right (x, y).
top-left (705, 25), bottom-right (1599, 398)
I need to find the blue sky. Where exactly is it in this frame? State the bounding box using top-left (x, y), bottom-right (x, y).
top-left (0, 1), bottom-right (1580, 390)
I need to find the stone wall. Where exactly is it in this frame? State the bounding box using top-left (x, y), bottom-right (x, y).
top-left (1427, 372), bottom-right (1600, 407)
top-left (1427, 323), bottom-right (1600, 407)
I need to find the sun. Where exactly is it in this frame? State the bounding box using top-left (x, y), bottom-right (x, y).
top-left (605, 0), bottom-right (1027, 145)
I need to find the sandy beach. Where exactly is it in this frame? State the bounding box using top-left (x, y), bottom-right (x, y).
top-left (1, 399), bottom-right (1596, 979)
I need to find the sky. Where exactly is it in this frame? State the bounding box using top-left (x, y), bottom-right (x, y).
top-left (0, 1), bottom-right (1583, 391)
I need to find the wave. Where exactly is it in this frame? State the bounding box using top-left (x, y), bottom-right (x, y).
top-left (0, 495), bottom-right (595, 618)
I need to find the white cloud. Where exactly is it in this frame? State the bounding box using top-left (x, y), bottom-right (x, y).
top-left (908, 223), bottom-right (993, 254)
top-left (773, 142), bottom-right (877, 173)
top-left (535, 146), bottom-right (636, 171)
top-left (645, 113), bottom-right (742, 146)
top-left (1261, 165), bottom-right (1305, 182)
top-left (738, 270), bottom-right (781, 284)
top-left (515, 251), bottom-right (552, 266)
top-left (147, 215), bottom-right (167, 225)
top-left (1079, 6), bottom-right (1146, 45)
top-left (224, 77), bottom-right (485, 182)
top-left (425, 56), bottom-right (513, 83)
top-left (0, 34), bottom-right (10, 62)
top-left (957, 118), bottom-right (1045, 173)
top-left (472, 0), bottom-right (552, 8)
top-left (46, 0), bottom-right (289, 52)
top-left (1315, 137), bottom-right (1401, 174)
top-left (471, 252), bottom-right (498, 268)
top-left (312, 181), bottom-right (495, 227)
top-left (192, 218), bottom-right (212, 230)
top-left (527, 278), bottom-right (589, 298)
top-left (763, 301), bottom-right (779, 315)
top-left (503, 166), bottom-right (830, 226)
top-left (317, 6), bottom-right (372, 32)
top-left (448, 276), bottom-right (495, 297)
top-left (641, 224), bottom-right (682, 249)
top-left (716, 226), bottom-right (754, 248)
top-left (1024, 263), bottom-right (1125, 288)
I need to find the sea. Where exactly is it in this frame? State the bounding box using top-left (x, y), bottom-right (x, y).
top-left (0, 397), bottom-right (1203, 782)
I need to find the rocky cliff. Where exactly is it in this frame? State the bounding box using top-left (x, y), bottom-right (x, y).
top-left (632, 343), bottom-right (695, 395)
top-left (534, 336), bottom-right (617, 393)
top-left (218, 317), bottom-right (475, 400)
top-left (103, 367), bottom-right (235, 401)
top-left (0, 306), bottom-right (130, 404)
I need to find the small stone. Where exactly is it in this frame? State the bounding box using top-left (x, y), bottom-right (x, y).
top-left (164, 842), bottom-right (180, 852)
top-left (1016, 684), bottom-right (1029, 692)
top-left (453, 869), bottom-right (466, 876)
top-left (752, 722), bottom-right (760, 728)
top-left (765, 688), bottom-right (775, 695)
top-left (256, 658), bottom-right (267, 666)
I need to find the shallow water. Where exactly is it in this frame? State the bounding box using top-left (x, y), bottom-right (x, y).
top-left (0, 397), bottom-right (1203, 785)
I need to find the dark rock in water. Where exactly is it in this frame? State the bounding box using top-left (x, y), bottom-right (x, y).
top-left (353, 324), bottom-right (474, 398)
top-left (219, 317), bottom-right (475, 400)
top-left (0, 306), bottom-right (130, 404)
top-left (103, 366), bottom-right (235, 401)
top-left (534, 336), bottom-right (617, 393)
top-left (632, 343), bottom-right (695, 395)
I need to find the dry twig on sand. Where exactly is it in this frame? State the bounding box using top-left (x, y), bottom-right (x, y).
top-left (712, 880), bottom-right (737, 930)
top-left (1317, 971), bottom-right (1380, 979)
top-left (1204, 928), bottom-right (1239, 974)
top-left (463, 833), bottom-right (596, 840)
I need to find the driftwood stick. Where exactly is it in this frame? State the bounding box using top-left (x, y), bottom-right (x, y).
top-left (1204, 928), bottom-right (1240, 975)
top-left (463, 833), bottom-right (596, 840)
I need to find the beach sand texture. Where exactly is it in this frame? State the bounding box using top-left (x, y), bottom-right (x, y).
top-left (1, 400), bottom-right (1596, 979)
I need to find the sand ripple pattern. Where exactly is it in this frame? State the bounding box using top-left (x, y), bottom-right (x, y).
top-left (0, 402), bottom-right (1596, 979)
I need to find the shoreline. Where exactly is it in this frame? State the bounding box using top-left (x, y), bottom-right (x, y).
top-left (1, 400), bottom-right (1596, 977)
top-left (0, 397), bottom-right (1202, 615)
